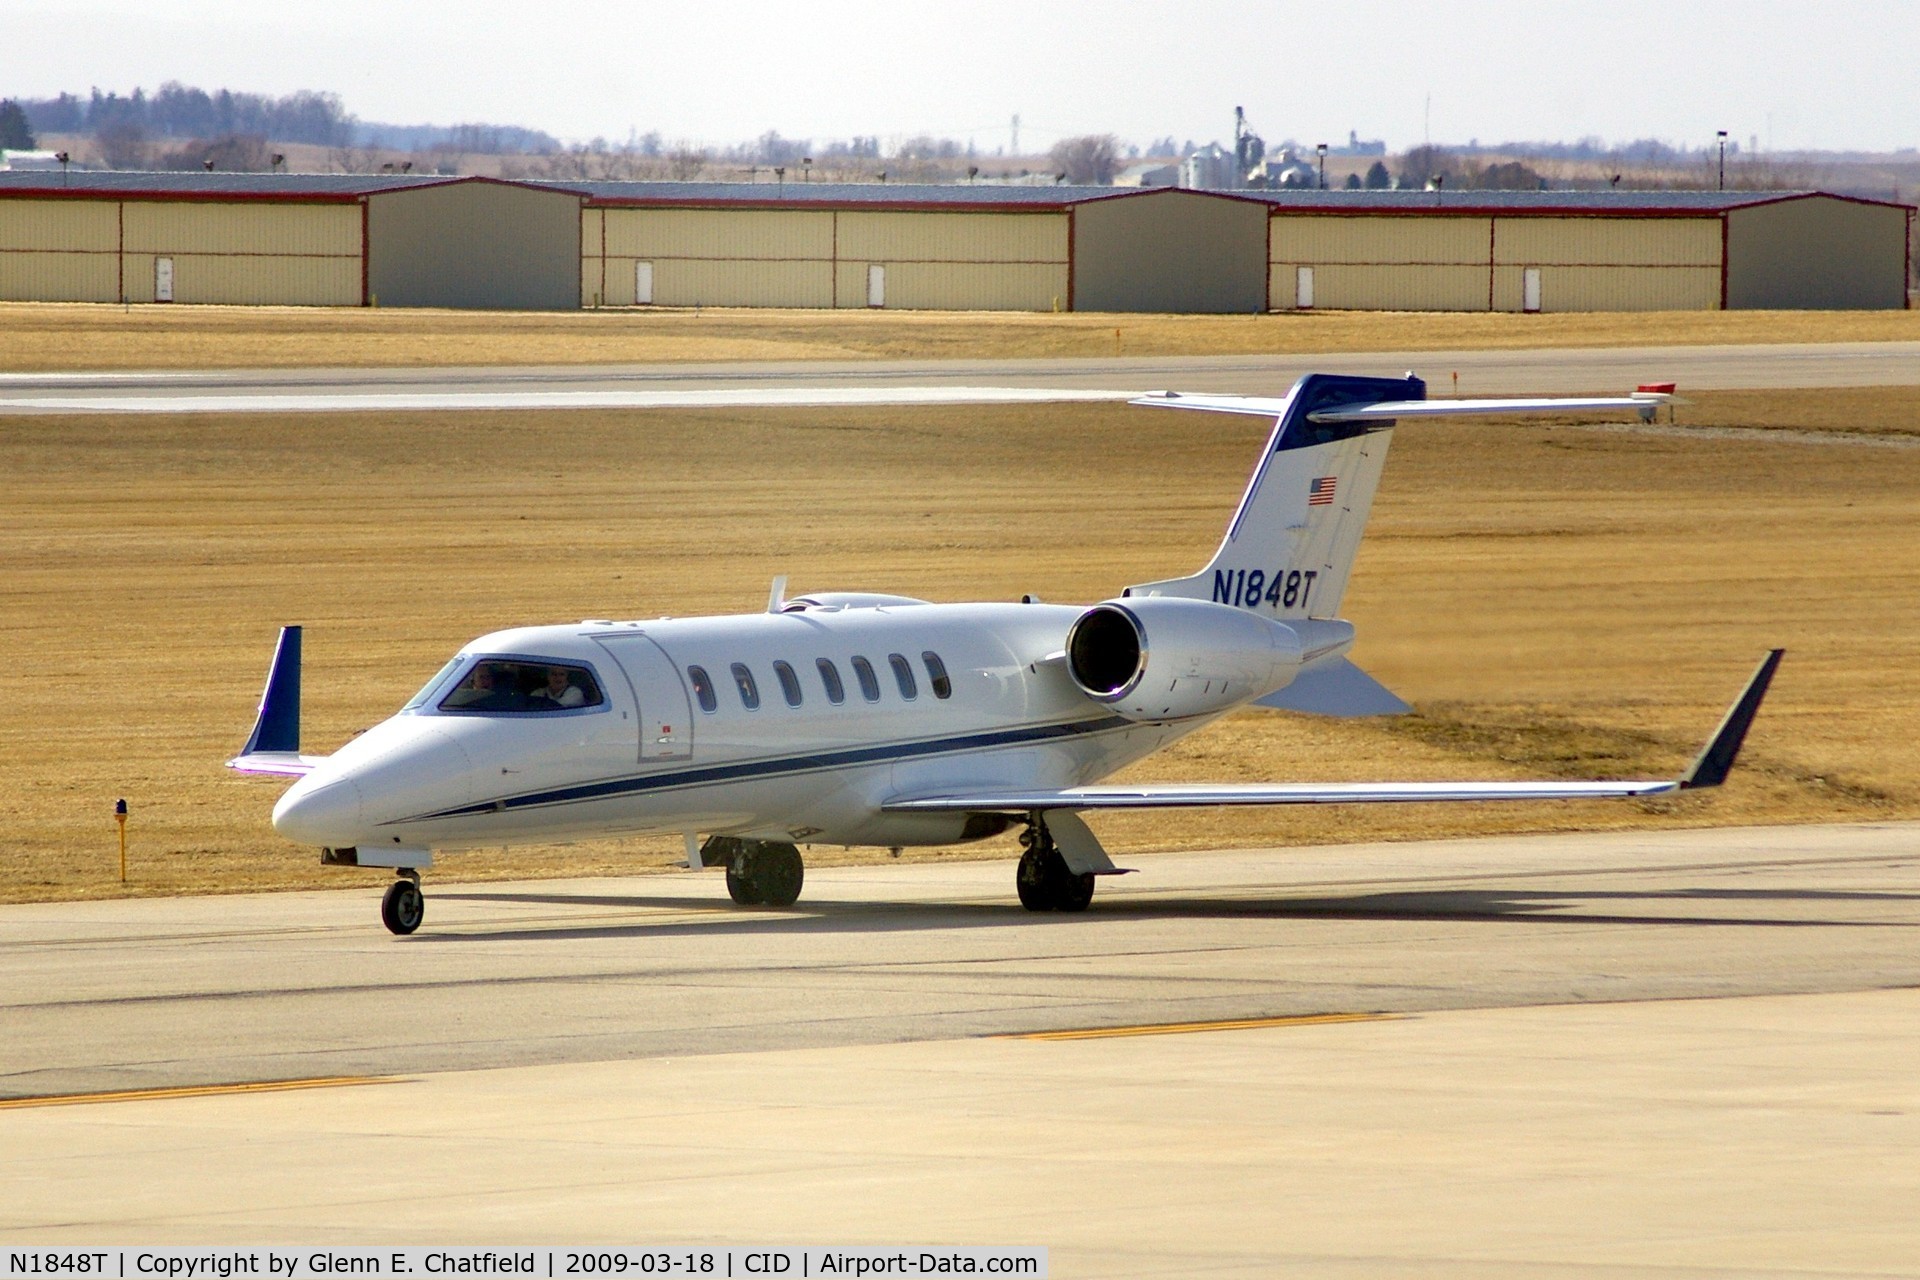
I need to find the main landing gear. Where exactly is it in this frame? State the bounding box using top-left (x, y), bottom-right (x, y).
top-left (380, 869), bottom-right (424, 935)
top-left (1017, 823), bottom-right (1094, 913)
top-left (721, 839), bottom-right (806, 908)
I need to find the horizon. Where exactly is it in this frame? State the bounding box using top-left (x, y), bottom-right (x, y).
top-left (1, 1), bottom-right (1916, 156)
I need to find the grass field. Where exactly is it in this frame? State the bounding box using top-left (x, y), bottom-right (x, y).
top-left (2, 301), bottom-right (1919, 371)
top-left (3, 387), bottom-right (1916, 903)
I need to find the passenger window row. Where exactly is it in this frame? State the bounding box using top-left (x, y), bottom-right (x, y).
top-left (687, 651), bottom-right (952, 713)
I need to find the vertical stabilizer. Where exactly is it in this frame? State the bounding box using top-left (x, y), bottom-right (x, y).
top-left (1127, 373), bottom-right (1421, 619)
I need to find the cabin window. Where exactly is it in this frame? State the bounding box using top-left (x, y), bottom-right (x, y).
top-left (731, 662), bottom-right (760, 710)
top-left (851, 655), bottom-right (881, 702)
top-left (688, 665), bottom-right (717, 713)
top-left (438, 659), bottom-right (604, 714)
top-left (816, 658), bottom-right (845, 704)
top-left (922, 651), bottom-right (952, 699)
top-left (774, 660), bottom-right (803, 707)
top-left (888, 652), bottom-right (918, 700)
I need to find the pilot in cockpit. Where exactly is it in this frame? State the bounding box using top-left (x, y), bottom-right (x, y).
top-left (530, 665), bottom-right (585, 708)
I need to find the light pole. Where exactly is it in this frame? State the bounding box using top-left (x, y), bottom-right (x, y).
top-left (1316, 142), bottom-right (1327, 190)
top-left (1717, 130), bottom-right (1728, 190)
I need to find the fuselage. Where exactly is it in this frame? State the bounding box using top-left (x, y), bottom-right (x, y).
top-left (272, 600), bottom-right (1227, 856)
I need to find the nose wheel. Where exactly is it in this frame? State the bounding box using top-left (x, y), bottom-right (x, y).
top-left (381, 872), bottom-right (424, 935)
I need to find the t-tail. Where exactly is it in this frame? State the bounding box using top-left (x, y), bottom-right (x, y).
top-left (1123, 374), bottom-right (1676, 715)
top-left (1127, 373), bottom-right (1422, 622)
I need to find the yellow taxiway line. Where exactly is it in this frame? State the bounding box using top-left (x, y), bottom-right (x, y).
top-left (0, 1075), bottom-right (402, 1110)
top-left (1007, 1012), bottom-right (1398, 1041)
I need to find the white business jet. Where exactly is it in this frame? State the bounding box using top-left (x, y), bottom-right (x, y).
top-left (230, 373), bottom-right (1781, 934)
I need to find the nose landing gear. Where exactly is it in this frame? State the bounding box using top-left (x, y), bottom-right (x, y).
top-left (381, 869), bottom-right (424, 935)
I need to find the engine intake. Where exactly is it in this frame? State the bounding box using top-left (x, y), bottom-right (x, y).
top-left (1065, 597), bottom-right (1314, 721)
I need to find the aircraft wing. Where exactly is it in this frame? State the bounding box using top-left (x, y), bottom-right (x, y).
top-left (885, 650), bottom-right (1780, 816)
top-left (885, 778), bottom-right (1680, 812)
top-left (226, 751), bottom-right (326, 777)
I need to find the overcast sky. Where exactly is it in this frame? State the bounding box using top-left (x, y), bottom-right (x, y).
top-left (4, 0), bottom-right (1914, 154)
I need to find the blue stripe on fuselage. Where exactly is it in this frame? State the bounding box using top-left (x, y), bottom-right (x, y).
top-left (392, 714), bottom-right (1137, 826)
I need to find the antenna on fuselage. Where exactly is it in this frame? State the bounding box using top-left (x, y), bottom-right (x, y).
top-left (767, 575), bottom-right (789, 614)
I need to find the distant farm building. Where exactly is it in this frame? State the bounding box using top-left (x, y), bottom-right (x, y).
top-left (0, 171), bottom-right (1907, 313)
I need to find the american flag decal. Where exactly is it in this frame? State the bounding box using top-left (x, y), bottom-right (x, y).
top-left (1308, 476), bottom-right (1337, 506)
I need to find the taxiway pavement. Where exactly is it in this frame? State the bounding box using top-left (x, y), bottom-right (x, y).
top-left (2, 340), bottom-right (1916, 413)
top-left (4, 822), bottom-right (1919, 1272)
top-left (6, 821), bottom-right (1917, 1099)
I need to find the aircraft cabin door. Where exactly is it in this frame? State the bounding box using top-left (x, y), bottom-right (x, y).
top-left (591, 634), bottom-right (693, 762)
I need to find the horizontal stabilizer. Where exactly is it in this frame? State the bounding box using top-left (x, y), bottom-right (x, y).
top-left (1309, 393), bottom-right (1670, 424)
top-left (1131, 390), bottom-right (1671, 425)
top-left (1129, 391), bottom-right (1296, 418)
top-left (1254, 658), bottom-right (1411, 717)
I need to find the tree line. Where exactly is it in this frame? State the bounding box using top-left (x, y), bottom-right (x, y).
top-left (21, 84), bottom-right (355, 146)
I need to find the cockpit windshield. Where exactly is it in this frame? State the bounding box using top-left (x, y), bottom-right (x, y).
top-left (434, 658), bottom-right (605, 714)
top-left (403, 658), bottom-right (466, 711)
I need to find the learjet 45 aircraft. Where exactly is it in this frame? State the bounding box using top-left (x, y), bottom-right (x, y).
top-left (230, 373), bottom-right (1781, 934)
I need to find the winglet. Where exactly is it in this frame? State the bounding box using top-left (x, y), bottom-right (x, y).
top-left (1679, 649), bottom-right (1783, 790)
top-left (239, 625), bottom-right (302, 756)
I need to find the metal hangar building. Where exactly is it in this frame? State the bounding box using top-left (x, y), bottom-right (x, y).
top-left (0, 171), bottom-right (1907, 313)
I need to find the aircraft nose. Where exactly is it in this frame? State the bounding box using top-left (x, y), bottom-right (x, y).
top-left (273, 776), bottom-right (366, 846)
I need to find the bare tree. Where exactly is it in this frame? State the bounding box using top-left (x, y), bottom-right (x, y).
top-left (97, 120), bottom-right (149, 169)
top-left (159, 132), bottom-right (271, 171)
top-left (1396, 145), bottom-right (1457, 189)
top-left (1049, 134), bottom-right (1120, 184)
top-left (1472, 159), bottom-right (1546, 190)
top-left (667, 144), bottom-right (708, 181)
top-left (326, 143), bottom-right (383, 174)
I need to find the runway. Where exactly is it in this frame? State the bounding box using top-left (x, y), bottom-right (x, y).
top-left (2, 339), bottom-right (1917, 412)
top-left (6, 822), bottom-right (1920, 1270)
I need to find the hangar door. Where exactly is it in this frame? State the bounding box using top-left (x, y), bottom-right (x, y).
top-left (369, 181), bottom-right (582, 309)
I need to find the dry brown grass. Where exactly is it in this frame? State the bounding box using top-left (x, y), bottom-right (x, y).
top-left (2, 302), bottom-right (1919, 371)
top-left (3, 388), bottom-right (1917, 903)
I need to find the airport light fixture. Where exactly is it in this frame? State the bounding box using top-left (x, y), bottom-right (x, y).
top-left (1717, 130), bottom-right (1728, 190)
top-left (1316, 142), bottom-right (1327, 190)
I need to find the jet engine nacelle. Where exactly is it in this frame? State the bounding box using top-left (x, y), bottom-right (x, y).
top-left (1065, 596), bottom-right (1312, 722)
